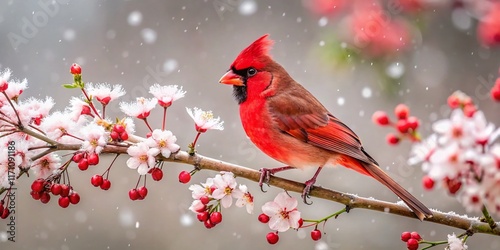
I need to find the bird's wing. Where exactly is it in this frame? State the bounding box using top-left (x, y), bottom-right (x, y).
top-left (267, 87), bottom-right (377, 166)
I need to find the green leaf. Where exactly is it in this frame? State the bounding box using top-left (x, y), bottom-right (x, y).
top-left (62, 83), bottom-right (78, 89)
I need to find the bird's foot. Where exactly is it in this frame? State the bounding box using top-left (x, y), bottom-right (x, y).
top-left (302, 178), bottom-right (317, 205)
top-left (258, 166), bottom-right (295, 192)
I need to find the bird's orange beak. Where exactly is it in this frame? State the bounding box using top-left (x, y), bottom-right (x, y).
top-left (219, 71), bottom-right (244, 86)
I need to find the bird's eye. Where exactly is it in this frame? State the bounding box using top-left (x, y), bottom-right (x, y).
top-left (247, 68), bottom-right (257, 77)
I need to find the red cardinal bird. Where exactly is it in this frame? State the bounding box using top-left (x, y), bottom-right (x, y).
top-left (219, 35), bottom-right (432, 220)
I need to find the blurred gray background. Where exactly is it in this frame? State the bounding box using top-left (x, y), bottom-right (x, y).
top-left (0, 0), bottom-right (499, 249)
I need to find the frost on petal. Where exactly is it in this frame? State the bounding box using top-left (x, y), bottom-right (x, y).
top-left (447, 233), bottom-right (467, 250)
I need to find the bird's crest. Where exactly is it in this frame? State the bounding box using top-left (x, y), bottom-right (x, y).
top-left (231, 34), bottom-right (274, 70)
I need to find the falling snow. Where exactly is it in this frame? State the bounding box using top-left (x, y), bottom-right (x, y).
top-left (239, 1), bottom-right (258, 16)
top-left (63, 29), bottom-right (76, 41)
top-left (163, 59), bottom-right (179, 73)
top-left (127, 11), bottom-right (143, 26)
top-left (361, 87), bottom-right (372, 98)
top-left (385, 62), bottom-right (405, 79)
top-left (318, 17), bottom-right (328, 27)
top-left (141, 28), bottom-right (158, 44)
top-left (180, 213), bottom-right (194, 227)
top-left (337, 97), bottom-right (345, 106)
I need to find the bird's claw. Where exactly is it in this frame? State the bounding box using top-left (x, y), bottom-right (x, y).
top-left (301, 179), bottom-right (316, 205)
top-left (259, 168), bottom-right (272, 192)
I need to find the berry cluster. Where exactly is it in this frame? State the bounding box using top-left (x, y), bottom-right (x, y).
top-left (90, 174), bottom-right (111, 190)
top-left (447, 91), bottom-right (477, 117)
top-left (30, 178), bottom-right (80, 208)
top-left (127, 167), bottom-right (164, 201)
top-left (188, 172), bottom-right (253, 229)
top-left (72, 152), bottom-right (100, 171)
top-left (372, 104), bottom-right (420, 145)
top-left (258, 214), bottom-right (313, 244)
top-left (109, 124), bottom-right (129, 142)
top-left (401, 231), bottom-right (422, 250)
top-left (196, 206), bottom-right (223, 229)
top-left (129, 186), bottom-right (148, 201)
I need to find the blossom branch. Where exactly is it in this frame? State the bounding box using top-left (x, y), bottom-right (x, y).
top-left (163, 150), bottom-right (500, 236)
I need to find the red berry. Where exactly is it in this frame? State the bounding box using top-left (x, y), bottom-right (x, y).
top-left (129, 189), bottom-right (140, 201)
top-left (445, 177), bottom-right (462, 195)
top-left (310, 229), bottom-right (322, 241)
top-left (396, 119), bottom-right (410, 133)
top-left (210, 212), bottom-right (222, 224)
top-left (72, 153), bottom-right (84, 163)
top-left (266, 232), bottom-right (279, 245)
top-left (463, 104), bottom-right (476, 118)
top-left (372, 111), bottom-right (390, 126)
top-left (100, 179), bottom-right (111, 190)
top-left (137, 186), bottom-right (148, 199)
top-left (401, 231), bottom-right (411, 242)
top-left (91, 175), bottom-right (103, 187)
top-left (447, 95), bottom-right (460, 108)
top-left (386, 133), bottom-right (400, 145)
top-left (197, 211), bottom-right (209, 222)
top-left (411, 231), bottom-right (422, 241)
top-left (1, 208), bottom-right (10, 219)
top-left (69, 192), bottom-right (80, 204)
top-left (110, 131), bottom-right (120, 141)
top-left (87, 153), bottom-right (99, 165)
top-left (31, 191), bottom-right (42, 200)
top-left (51, 184), bottom-right (62, 195)
top-left (422, 176), bottom-right (434, 190)
top-left (395, 104), bottom-right (409, 119)
top-left (70, 63), bottom-right (82, 75)
top-left (151, 168), bottom-right (163, 181)
top-left (406, 116), bottom-right (419, 130)
top-left (60, 184), bottom-right (71, 197)
top-left (491, 85), bottom-right (500, 101)
top-left (78, 158), bottom-right (89, 170)
top-left (0, 204), bottom-right (3, 215)
top-left (120, 132), bottom-right (129, 141)
top-left (195, 204), bottom-right (207, 213)
top-left (178, 171), bottom-right (191, 184)
top-left (40, 192), bottom-right (51, 204)
top-left (204, 219), bottom-right (215, 229)
top-left (114, 124), bottom-right (125, 133)
top-left (406, 238), bottom-right (419, 250)
top-left (258, 213), bottom-right (270, 223)
top-left (58, 196), bottom-right (70, 208)
top-left (200, 196), bottom-right (210, 205)
top-left (31, 178), bottom-right (45, 192)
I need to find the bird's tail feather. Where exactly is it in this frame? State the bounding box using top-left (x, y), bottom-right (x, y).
top-left (362, 162), bottom-right (433, 221)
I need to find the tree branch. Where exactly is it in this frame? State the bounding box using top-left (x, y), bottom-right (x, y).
top-left (166, 150), bottom-right (500, 236)
top-left (4, 139), bottom-right (500, 236)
